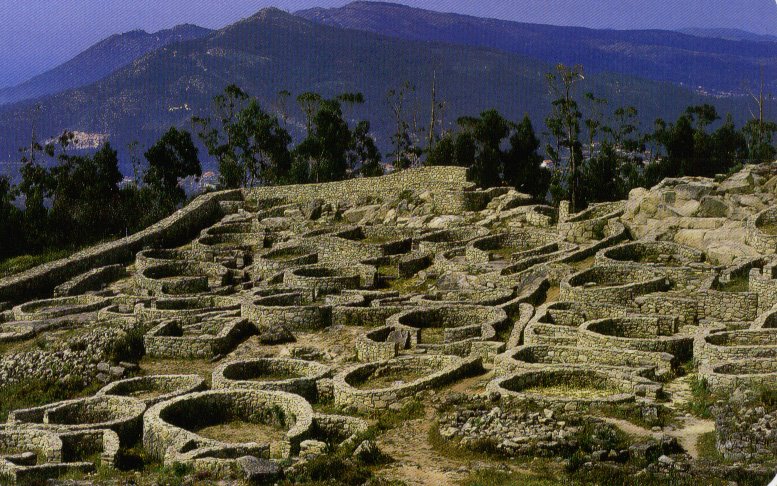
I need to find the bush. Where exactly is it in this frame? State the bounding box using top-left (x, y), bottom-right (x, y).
top-left (107, 327), bottom-right (146, 364)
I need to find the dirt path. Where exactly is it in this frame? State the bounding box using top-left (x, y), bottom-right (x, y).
top-left (376, 412), bottom-right (466, 486)
top-left (602, 414), bottom-right (714, 460)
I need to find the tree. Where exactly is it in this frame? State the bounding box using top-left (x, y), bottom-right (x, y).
top-left (297, 92), bottom-right (323, 137)
top-left (295, 99), bottom-right (352, 182)
top-left (234, 100), bottom-right (292, 186)
top-left (0, 176), bottom-right (22, 259)
top-left (50, 142), bottom-right (123, 243)
top-left (545, 64), bottom-right (585, 210)
top-left (387, 81), bottom-right (420, 170)
top-left (580, 142), bottom-right (624, 204)
top-left (464, 109), bottom-right (511, 188)
top-left (504, 116), bottom-right (550, 201)
top-left (193, 85), bottom-right (249, 188)
top-left (194, 85), bottom-right (292, 188)
top-left (144, 127), bottom-right (202, 208)
top-left (350, 121), bottom-right (383, 177)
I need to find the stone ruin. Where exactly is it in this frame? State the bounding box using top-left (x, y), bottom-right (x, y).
top-left (0, 165), bottom-right (775, 484)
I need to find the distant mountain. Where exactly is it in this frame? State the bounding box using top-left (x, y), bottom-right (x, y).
top-left (678, 28), bottom-right (777, 43)
top-left (297, 1), bottom-right (777, 94)
top-left (0, 24), bottom-right (212, 106)
top-left (0, 8), bottom-right (764, 178)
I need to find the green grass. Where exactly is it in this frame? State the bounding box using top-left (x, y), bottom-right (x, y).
top-left (0, 249), bottom-right (72, 278)
top-left (696, 432), bottom-right (723, 462)
top-left (0, 377), bottom-right (102, 421)
top-left (461, 469), bottom-right (562, 486)
top-left (716, 274), bottom-right (750, 293)
top-left (686, 375), bottom-right (715, 419)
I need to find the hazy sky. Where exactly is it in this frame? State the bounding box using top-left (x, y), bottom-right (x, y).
top-left (2, 0), bottom-right (775, 87)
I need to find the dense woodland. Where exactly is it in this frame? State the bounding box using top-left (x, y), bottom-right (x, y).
top-left (0, 64), bottom-right (775, 265)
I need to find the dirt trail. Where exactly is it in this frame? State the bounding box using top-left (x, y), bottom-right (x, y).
top-left (376, 413), bottom-right (466, 486)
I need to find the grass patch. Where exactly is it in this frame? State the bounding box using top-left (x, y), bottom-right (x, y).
top-left (354, 369), bottom-right (428, 390)
top-left (686, 375), bottom-right (715, 419)
top-left (716, 275), bottom-right (750, 293)
top-left (0, 249), bottom-right (72, 278)
top-left (521, 384), bottom-right (618, 400)
top-left (0, 377), bottom-right (102, 421)
top-left (599, 403), bottom-right (674, 429)
top-left (696, 431), bottom-right (723, 462)
top-left (196, 419), bottom-right (287, 444)
top-left (461, 469), bottom-right (562, 486)
top-left (283, 401), bottom-right (423, 486)
top-left (140, 357), bottom-right (216, 385)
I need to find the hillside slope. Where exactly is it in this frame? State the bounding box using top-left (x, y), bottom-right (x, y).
top-left (297, 1), bottom-right (777, 94)
top-left (0, 9), bottom-right (760, 176)
top-left (0, 24), bottom-right (212, 106)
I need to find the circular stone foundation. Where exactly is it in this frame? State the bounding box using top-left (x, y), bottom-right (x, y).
top-left (579, 317), bottom-right (693, 361)
top-left (560, 265), bottom-right (668, 306)
top-left (12, 295), bottom-right (107, 322)
top-left (283, 265), bottom-right (362, 300)
top-left (703, 358), bottom-right (777, 394)
top-left (143, 389), bottom-right (313, 462)
top-left (8, 396), bottom-right (145, 445)
top-left (97, 375), bottom-right (206, 406)
top-left (488, 368), bottom-right (636, 410)
top-left (212, 358), bottom-right (332, 400)
top-left (333, 355), bottom-right (482, 411)
top-left (699, 329), bottom-right (777, 363)
top-left (387, 305), bottom-right (508, 352)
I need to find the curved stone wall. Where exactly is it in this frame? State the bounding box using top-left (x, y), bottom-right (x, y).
top-left (212, 358), bottom-right (332, 400)
top-left (333, 355), bottom-right (482, 411)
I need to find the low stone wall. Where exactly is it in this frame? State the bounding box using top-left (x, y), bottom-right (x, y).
top-left (636, 292), bottom-right (699, 327)
top-left (53, 264), bottom-right (128, 297)
top-left (749, 264), bottom-right (777, 314)
top-left (96, 375), bottom-right (206, 406)
top-left (0, 189), bottom-right (241, 303)
top-left (244, 166), bottom-right (474, 212)
top-left (385, 305), bottom-right (509, 355)
top-left (333, 355), bottom-right (482, 411)
top-left (212, 358), bottom-right (332, 401)
top-left (596, 241), bottom-right (713, 290)
top-left (242, 293), bottom-right (333, 332)
top-left (136, 261), bottom-right (230, 296)
top-left (495, 344), bottom-right (675, 382)
top-left (745, 206), bottom-right (777, 254)
top-left (416, 226), bottom-right (490, 255)
top-left (560, 266), bottom-right (669, 306)
top-left (487, 367), bottom-right (636, 412)
top-left (143, 389), bottom-right (314, 463)
top-left (696, 329), bottom-right (777, 364)
top-left (0, 428), bottom-right (119, 484)
top-left (701, 358), bottom-right (777, 394)
top-left (248, 244), bottom-right (319, 281)
top-left (12, 295), bottom-right (108, 322)
top-left (558, 201), bottom-right (625, 243)
top-left (144, 317), bottom-right (255, 359)
top-left (695, 286), bottom-right (759, 323)
top-left (134, 295), bottom-right (240, 322)
top-left (579, 316), bottom-right (692, 361)
top-left (283, 265), bottom-right (363, 301)
top-left (8, 395), bottom-right (145, 445)
top-left (465, 230), bottom-right (560, 264)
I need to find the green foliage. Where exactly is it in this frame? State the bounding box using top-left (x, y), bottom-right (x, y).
top-left (687, 376), bottom-right (715, 419)
top-left (505, 115), bottom-right (551, 201)
top-left (462, 469), bottom-right (561, 486)
top-left (107, 327), bottom-right (146, 364)
top-left (0, 249), bottom-right (71, 278)
top-left (144, 126), bottom-right (202, 208)
top-left (194, 85), bottom-right (292, 188)
top-left (0, 377), bottom-right (101, 422)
